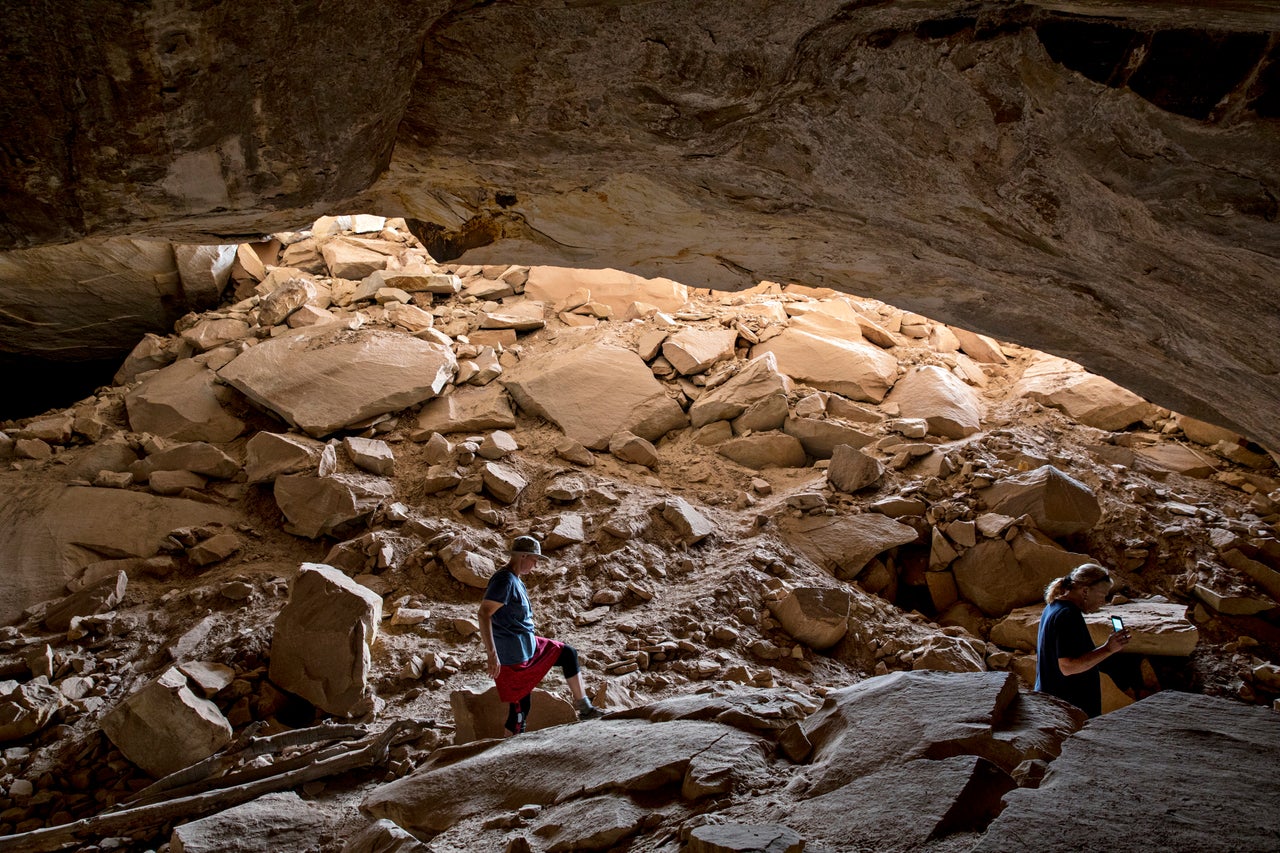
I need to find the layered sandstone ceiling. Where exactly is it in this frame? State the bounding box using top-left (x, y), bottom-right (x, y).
top-left (1, 1), bottom-right (1277, 447)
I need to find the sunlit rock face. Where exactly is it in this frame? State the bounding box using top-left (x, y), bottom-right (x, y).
top-left (0, 1), bottom-right (1278, 447)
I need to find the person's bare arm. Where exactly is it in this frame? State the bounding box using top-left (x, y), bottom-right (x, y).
top-left (1059, 630), bottom-right (1130, 676)
top-left (478, 599), bottom-right (502, 680)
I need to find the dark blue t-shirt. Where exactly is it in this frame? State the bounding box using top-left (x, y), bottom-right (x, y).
top-left (1035, 599), bottom-right (1101, 717)
top-left (483, 569), bottom-right (536, 665)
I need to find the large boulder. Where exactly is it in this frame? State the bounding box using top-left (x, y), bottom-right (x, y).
top-left (979, 466), bottom-right (1102, 537)
top-left (768, 587), bottom-right (852, 650)
top-left (1013, 354), bottom-right (1156, 431)
top-left (990, 599), bottom-right (1199, 656)
top-left (689, 353), bottom-right (792, 428)
top-left (101, 667), bottom-right (233, 778)
top-left (0, 678), bottom-right (66, 743)
top-left (523, 266), bottom-right (689, 315)
top-left (502, 343), bottom-right (687, 449)
top-left (753, 329), bottom-right (898, 402)
top-left (975, 693), bottom-right (1280, 853)
top-left (273, 473), bottom-right (393, 539)
top-left (414, 385), bottom-right (517, 435)
top-left (782, 416), bottom-right (874, 459)
top-left (219, 326), bottom-right (456, 437)
top-left (268, 564), bottom-right (382, 717)
top-left (662, 327), bottom-right (739, 375)
top-left (779, 514), bottom-right (919, 579)
top-left (125, 358), bottom-right (246, 443)
top-left (882, 364), bottom-right (982, 439)
top-left (244, 432), bottom-right (336, 483)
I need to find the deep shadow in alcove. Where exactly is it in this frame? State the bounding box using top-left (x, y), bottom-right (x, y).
top-left (0, 353), bottom-right (122, 422)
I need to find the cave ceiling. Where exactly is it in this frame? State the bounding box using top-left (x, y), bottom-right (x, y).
top-left (0, 0), bottom-right (1277, 448)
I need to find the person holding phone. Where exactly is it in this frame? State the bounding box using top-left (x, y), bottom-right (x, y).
top-left (1035, 563), bottom-right (1131, 717)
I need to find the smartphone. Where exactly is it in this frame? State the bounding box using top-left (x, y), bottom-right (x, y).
top-left (1111, 615), bottom-right (1124, 632)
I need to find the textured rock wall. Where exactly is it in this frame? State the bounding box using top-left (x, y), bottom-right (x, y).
top-left (0, 1), bottom-right (1277, 447)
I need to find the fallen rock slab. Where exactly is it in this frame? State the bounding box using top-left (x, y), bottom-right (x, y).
top-left (502, 343), bottom-right (686, 449)
top-left (101, 667), bottom-right (233, 778)
top-left (1013, 354), bottom-right (1156, 431)
top-left (687, 823), bottom-right (804, 853)
top-left (362, 719), bottom-right (767, 833)
top-left (171, 791), bottom-right (344, 853)
top-left (414, 385), bottom-right (518, 435)
top-left (268, 564), bottom-right (382, 717)
top-left (882, 365), bottom-right (982, 439)
top-left (523, 266), bottom-right (689, 315)
top-left (827, 444), bottom-right (884, 493)
top-left (782, 416), bottom-right (874, 459)
top-left (662, 497), bottom-right (714, 544)
top-left (780, 514), bottom-right (919, 580)
top-left (220, 326), bottom-right (456, 437)
top-left (717, 432), bottom-right (807, 469)
top-left (0, 678), bottom-right (66, 743)
top-left (688, 353), bottom-right (792, 428)
top-left (662, 327), bottom-right (739, 375)
top-left (125, 359), bottom-right (246, 443)
top-left (979, 465), bottom-right (1101, 537)
top-left (768, 587), bottom-right (851, 650)
top-left (974, 692), bottom-right (1280, 853)
top-left (753, 329), bottom-right (898, 402)
top-left (274, 473), bottom-right (393, 539)
top-left (989, 600), bottom-right (1199, 656)
top-left (244, 432), bottom-right (336, 483)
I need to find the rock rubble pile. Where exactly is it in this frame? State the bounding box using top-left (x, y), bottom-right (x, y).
top-left (0, 215), bottom-right (1277, 851)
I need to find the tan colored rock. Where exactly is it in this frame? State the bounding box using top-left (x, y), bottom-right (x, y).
top-left (479, 299), bottom-right (546, 331)
top-left (178, 661), bottom-right (235, 697)
top-left (321, 239), bottom-right (389, 279)
top-left (125, 359), bottom-right (246, 444)
top-left (883, 365), bottom-right (982, 439)
top-left (753, 328), bottom-right (897, 402)
top-left (783, 416), bottom-right (874, 459)
top-left (340, 818), bottom-right (430, 853)
top-left (257, 278), bottom-right (316, 326)
top-left (910, 634), bottom-right (986, 673)
top-left (979, 466), bottom-right (1101, 537)
top-left (115, 333), bottom-right (181, 384)
top-left (948, 327), bottom-right (1008, 364)
top-left (343, 437), bottom-right (394, 476)
top-left (188, 532), bottom-right (241, 567)
top-left (662, 497), bottom-right (713, 544)
top-left (481, 462), bottom-right (527, 504)
top-left (731, 393), bottom-right (789, 434)
top-left (148, 470), bottom-right (207, 495)
top-left (780, 514), bottom-right (919, 579)
top-left (101, 667), bottom-right (232, 777)
top-left (524, 266), bottom-right (689, 315)
top-left (1193, 583), bottom-right (1274, 616)
top-left (953, 538), bottom-right (1051, 616)
top-left (502, 343), bottom-right (686, 449)
top-left (545, 514), bottom-right (586, 550)
top-left (415, 385), bottom-right (517, 435)
top-left (181, 317), bottom-right (251, 353)
top-left (1013, 354), bottom-right (1156, 431)
top-left (173, 244), bottom-right (237, 304)
top-left (925, 570), bottom-right (959, 611)
top-left (990, 599), bottom-right (1198, 656)
top-left (145, 442), bottom-right (240, 479)
top-left (1134, 443), bottom-right (1218, 478)
top-left (45, 568), bottom-right (126, 630)
top-left (1174, 414), bottom-right (1241, 447)
top-left (268, 564), bottom-right (382, 717)
top-left (245, 432), bottom-right (336, 483)
top-left (220, 326), bottom-right (456, 437)
top-left (827, 444), bottom-right (884, 493)
top-left (689, 352), bottom-right (792, 428)
top-left (274, 473), bottom-right (393, 539)
top-left (662, 327), bottom-right (738, 375)
top-left (717, 432), bottom-right (807, 469)
top-left (769, 587), bottom-right (851, 650)
top-left (1223, 549), bottom-right (1280, 601)
top-left (609, 431), bottom-right (659, 468)
top-left (442, 546), bottom-right (495, 589)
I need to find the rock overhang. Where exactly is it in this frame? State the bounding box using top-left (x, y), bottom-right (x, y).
top-left (0, 1), bottom-right (1277, 449)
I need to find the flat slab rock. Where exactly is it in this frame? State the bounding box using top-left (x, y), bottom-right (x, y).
top-left (974, 691), bottom-right (1280, 853)
top-left (362, 719), bottom-right (767, 833)
top-left (501, 342), bottom-right (686, 449)
top-left (779, 513), bottom-right (918, 579)
top-left (990, 599), bottom-right (1199, 656)
top-left (219, 326), bottom-right (457, 437)
top-left (171, 791), bottom-right (348, 853)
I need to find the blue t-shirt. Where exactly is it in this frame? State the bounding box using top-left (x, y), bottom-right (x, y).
top-left (483, 569), bottom-right (536, 665)
top-left (1035, 599), bottom-right (1101, 717)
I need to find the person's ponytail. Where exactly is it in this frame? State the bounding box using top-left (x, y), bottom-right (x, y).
top-left (1045, 563), bottom-right (1112, 604)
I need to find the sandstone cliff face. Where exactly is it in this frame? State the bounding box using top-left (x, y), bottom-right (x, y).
top-left (0, 2), bottom-right (1277, 448)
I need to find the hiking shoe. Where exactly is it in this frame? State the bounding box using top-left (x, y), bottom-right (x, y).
top-left (576, 699), bottom-right (603, 721)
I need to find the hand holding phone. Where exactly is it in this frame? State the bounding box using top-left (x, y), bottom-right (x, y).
top-left (1110, 615), bottom-right (1124, 633)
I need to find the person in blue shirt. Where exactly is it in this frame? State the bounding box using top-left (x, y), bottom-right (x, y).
top-left (1036, 563), bottom-right (1131, 717)
top-left (479, 535), bottom-right (603, 735)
